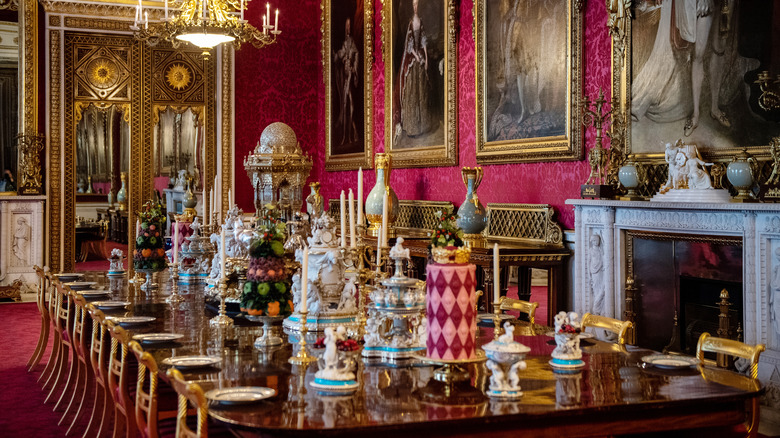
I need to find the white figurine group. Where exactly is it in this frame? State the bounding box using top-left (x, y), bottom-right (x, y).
top-left (660, 140), bottom-right (713, 193)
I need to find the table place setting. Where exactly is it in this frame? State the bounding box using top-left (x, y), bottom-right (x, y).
top-left (161, 355), bottom-right (222, 370)
top-left (204, 387), bottom-right (276, 406)
top-left (64, 281), bottom-right (98, 291)
top-left (91, 300), bottom-right (132, 310)
top-left (77, 289), bottom-right (111, 298)
top-left (106, 315), bottom-right (157, 325)
top-left (55, 273), bottom-right (85, 282)
top-left (131, 333), bottom-right (185, 344)
top-left (640, 354), bottom-right (699, 370)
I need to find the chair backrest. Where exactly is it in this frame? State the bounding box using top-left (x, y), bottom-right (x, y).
top-left (53, 282), bottom-right (73, 338)
top-left (167, 368), bottom-right (209, 438)
top-left (580, 313), bottom-right (633, 345)
top-left (33, 266), bottom-right (50, 314)
top-left (107, 320), bottom-right (138, 436)
top-left (696, 332), bottom-right (766, 379)
top-left (88, 306), bottom-right (110, 388)
top-left (47, 274), bottom-right (59, 320)
top-left (70, 292), bottom-right (90, 358)
top-left (129, 341), bottom-right (160, 438)
top-left (498, 296), bottom-right (539, 325)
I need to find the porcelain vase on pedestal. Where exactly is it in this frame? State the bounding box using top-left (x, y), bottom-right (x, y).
top-left (456, 167), bottom-right (487, 242)
top-left (365, 153), bottom-right (398, 238)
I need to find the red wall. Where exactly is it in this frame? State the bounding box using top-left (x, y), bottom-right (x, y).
top-left (235, 0), bottom-right (611, 230)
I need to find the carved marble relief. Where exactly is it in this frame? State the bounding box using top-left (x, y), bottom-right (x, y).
top-left (771, 239), bottom-right (780, 348)
top-left (10, 214), bottom-right (32, 267)
top-left (588, 229), bottom-right (605, 316)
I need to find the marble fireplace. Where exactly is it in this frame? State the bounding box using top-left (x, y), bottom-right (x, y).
top-left (567, 199), bottom-right (780, 407)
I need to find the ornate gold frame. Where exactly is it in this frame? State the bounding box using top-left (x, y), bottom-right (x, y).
top-left (609, 1), bottom-right (771, 162)
top-left (323, 0), bottom-right (374, 171)
top-left (475, 0), bottom-right (583, 164)
top-left (46, 7), bottom-right (230, 273)
top-left (382, 0), bottom-right (458, 168)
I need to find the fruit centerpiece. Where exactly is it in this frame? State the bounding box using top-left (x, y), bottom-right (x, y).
top-left (240, 218), bottom-right (294, 318)
top-left (429, 210), bottom-right (468, 264)
top-left (133, 200), bottom-right (168, 272)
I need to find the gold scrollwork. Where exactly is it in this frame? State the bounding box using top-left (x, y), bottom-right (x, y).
top-left (16, 134), bottom-right (45, 195)
top-left (0, 0), bottom-right (18, 11)
top-left (165, 63), bottom-right (193, 91)
top-left (151, 104), bottom-right (203, 127)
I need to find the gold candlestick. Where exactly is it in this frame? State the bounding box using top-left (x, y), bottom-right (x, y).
top-left (288, 310), bottom-right (316, 365)
top-left (493, 299), bottom-right (503, 340)
top-left (209, 280), bottom-right (234, 327)
top-left (166, 262), bottom-right (184, 303)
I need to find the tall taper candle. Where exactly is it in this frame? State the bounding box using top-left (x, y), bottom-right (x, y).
top-left (301, 246), bottom-right (309, 313)
top-left (493, 243), bottom-right (500, 304)
top-left (340, 190), bottom-right (347, 248)
top-left (348, 189), bottom-right (356, 248)
top-left (376, 226), bottom-right (383, 267)
top-left (357, 167), bottom-right (363, 226)
top-left (202, 186), bottom-right (207, 225)
top-left (274, 9), bottom-right (279, 31)
top-left (381, 190), bottom-right (389, 247)
top-left (173, 222), bottom-right (179, 264)
top-left (220, 227), bottom-right (226, 280)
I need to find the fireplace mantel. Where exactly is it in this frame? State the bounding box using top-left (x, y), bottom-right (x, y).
top-left (566, 198), bottom-right (780, 401)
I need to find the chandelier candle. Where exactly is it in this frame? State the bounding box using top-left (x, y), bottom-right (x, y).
top-left (301, 246), bottom-right (309, 313)
top-left (220, 226), bottom-right (226, 280)
top-left (348, 189), bottom-right (356, 248)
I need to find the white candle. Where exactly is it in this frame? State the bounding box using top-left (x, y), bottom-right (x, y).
top-left (274, 9), bottom-right (279, 31)
top-left (381, 190), bottom-right (389, 247)
top-left (376, 227), bottom-right (383, 268)
top-left (144, 11), bottom-right (148, 29)
top-left (202, 0), bottom-right (206, 20)
top-left (134, 6), bottom-right (139, 26)
top-left (340, 190), bottom-right (347, 248)
top-left (136, 219), bottom-right (141, 237)
top-left (220, 226), bottom-right (226, 280)
top-left (202, 186), bottom-right (207, 225)
top-left (173, 221), bottom-right (179, 264)
top-left (240, 0), bottom-right (244, 21)
top-left (357, 167), bottom-right (363, 227)
top-left (493, 243), bottom-right (500, 305)
top-left (300, 246), bottom-right (309, 313)
top-left (227, 189), bottom-right (232, 209)
top-left (266, 3), bottom-right (270, 25)
top-left (348, 189), bottom-right (356, 248)
top-left (164, 0), bottom-right (168, 19)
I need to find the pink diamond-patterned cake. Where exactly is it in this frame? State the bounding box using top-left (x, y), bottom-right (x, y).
top-left (425, 263), bottom-right (477, 360)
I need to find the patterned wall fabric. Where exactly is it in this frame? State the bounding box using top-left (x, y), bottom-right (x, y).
top-left (235, 0), bottom-right (612, 230)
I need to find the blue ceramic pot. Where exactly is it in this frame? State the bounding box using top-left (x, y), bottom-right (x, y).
top-left (456, 167), bottom-right (487, 235)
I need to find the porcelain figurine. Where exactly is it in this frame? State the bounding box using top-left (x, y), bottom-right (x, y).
top-left (549, 311), bottom-right (585, 372)
top-left (652, 140), bottom-right (729, 202)
top-left (310, 326), bottom-right (359, 395)
top-left (107, 248), bottom-right (125, 276)
top-left (365, 153), bottom-right (398, 238)
top-left (482, 322), bottom-right (530, 399)
top-left (456, 167), bottom-right (488, 238)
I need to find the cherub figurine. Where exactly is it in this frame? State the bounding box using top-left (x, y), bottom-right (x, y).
top-left (498, 321), bottom-right (515, 344)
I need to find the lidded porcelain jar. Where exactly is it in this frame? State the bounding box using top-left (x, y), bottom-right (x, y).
top-left (727, 148), bottom-right (757, 202)
top-left (365, 153), bottom-right (399, 238)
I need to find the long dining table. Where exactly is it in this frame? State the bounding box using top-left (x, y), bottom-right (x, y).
top-left (80, 271), bottom-right (762, 437)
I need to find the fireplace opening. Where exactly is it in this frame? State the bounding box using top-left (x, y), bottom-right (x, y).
top-left (679, 276), bottom-right (743, 355)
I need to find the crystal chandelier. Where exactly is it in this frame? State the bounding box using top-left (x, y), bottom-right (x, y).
top-left (131, 0), bottom-right (281, 57)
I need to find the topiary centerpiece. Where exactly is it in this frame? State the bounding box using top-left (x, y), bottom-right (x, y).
top-left (429, 210), bottom-right (469, 264)
top-left (133, 200), bottom-right (168, 272)
top-left (240, 218), bottom-right (294, 318)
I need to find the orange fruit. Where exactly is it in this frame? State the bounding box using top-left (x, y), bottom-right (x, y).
top-left (267, 301), bottom-right (280, 316)
top-left (141, 249), bottom-right (152, 257)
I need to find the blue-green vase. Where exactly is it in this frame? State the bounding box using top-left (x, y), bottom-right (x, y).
top-left (456, 167), bottom-right (487, 236)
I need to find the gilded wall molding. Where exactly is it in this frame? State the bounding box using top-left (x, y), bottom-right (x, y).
top-left (220, 46), bottom-right (232, 215)
top-left (49, 30), bottom-right (62, 271)
top-left (63, 16), bottom-right (136, 32)
top-left (42, 1), bottom-right (163, 19)
top-left (0, 0), bottom-right (18, 11)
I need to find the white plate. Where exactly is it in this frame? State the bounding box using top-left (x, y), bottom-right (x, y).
top-left (132, 333), bottom-right (184, 343)
top-left (162, 356), bottom-right (221, 369)
top-left (642, 354), bottom-right (699, 369)
top-left (78, 290), bottom-right (111, 297)
top-left (107, 316), bottom-right (156, 325)
top-left (56, 273), bottom-right (84, 282)
top-left (91, 300), bottom-right (131, 310)
top-left (205, 387), bottom-right (276, 405)
top-left (65, 281), bottom-right (97, 290)
top-left (545, 331), bottom-right (595, 339)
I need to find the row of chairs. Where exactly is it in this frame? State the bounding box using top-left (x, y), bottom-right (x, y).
top-left (27, 266), bottom-right (226, 438)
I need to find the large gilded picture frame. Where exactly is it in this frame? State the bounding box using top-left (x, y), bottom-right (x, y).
top-left (324, 0), bottom-right (374, 171)
top-left (611, 1), bottom-right (776, 161)
top-left (383, 0), bottom-right (458, 168)
top-left (475, 0), bottom-right (583, 164)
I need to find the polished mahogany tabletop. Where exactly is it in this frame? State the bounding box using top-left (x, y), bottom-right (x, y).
top-left (81, 272), bottom-right (762, 437)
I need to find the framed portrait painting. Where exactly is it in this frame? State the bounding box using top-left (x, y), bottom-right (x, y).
top-left (475, 0), bottom-right (583, 164)
top-left (324, 0), bottom-right (374, 171)
top-left (383, 0), bottom-right (458, 168)
top-left (613, 0), bottom-right (778, 160)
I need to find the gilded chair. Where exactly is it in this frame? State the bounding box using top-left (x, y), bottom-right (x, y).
top-left (167, 368), bottom-right (210, 438)
top-left (580, 313), bottom-right (634, 346)
top-left (498, 296), bottom-right (539, 325)
top-left (130, 341), bottom-right (179, 438)
top-left (38, 275), bottom-right (64, 386)
top-left (696, 332), bottom-right (766, 438)
top-left (107, 322), bottom-right (138, 438)
top-left (27, 265), bottom-right (51, 371)
top-left (62, 293), bottom-right (94, 435)
top-left (44, 281), bottom-right (74, 407)
top-left (85, 306), bottom-right (114, 438)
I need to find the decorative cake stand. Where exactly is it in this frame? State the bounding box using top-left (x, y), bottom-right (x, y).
top-left (246, 315), bottom-right (286, 348)
top-left (136, 268), bottom-right (159, 292)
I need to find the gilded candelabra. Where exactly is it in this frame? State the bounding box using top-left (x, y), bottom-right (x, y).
top-left (210, 280), bottom-right (234, 327)
top-left (345, 224), bottom-right (390, 335)
top-left (16, 133), bottom-right (45, 195)
top-left (288, 310), bottom-right (316, 365)
top-left (581, 88), bottom-right (625, 197)
top-left (755, 71), bottom-right (780, 111)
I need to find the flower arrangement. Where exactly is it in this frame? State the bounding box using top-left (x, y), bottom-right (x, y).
top-left (133, 200), bottom-right (168, 271)
top-left (312, 337), bottom-right (361, 352)
top-left (430, 210), bottom-right (465, 248)
top-left (240, 221), bottom-right (294, 317)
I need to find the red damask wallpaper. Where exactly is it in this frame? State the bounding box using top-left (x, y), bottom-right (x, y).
top-left (235, 0), bottom-right (612, 230)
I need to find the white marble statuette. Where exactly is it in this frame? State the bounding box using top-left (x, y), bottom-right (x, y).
top-left (482, 322), bottom-right (530, 399)
top-left (311, 326), bottom-right (359, 395)
top-left (550, 311), bottom-right (585, 372)
top-left (652, 140), bottom-right (729, 202)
